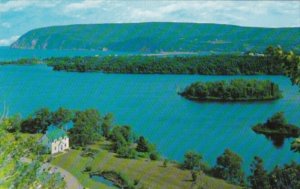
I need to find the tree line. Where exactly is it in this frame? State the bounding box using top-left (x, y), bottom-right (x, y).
top-left (2, 107), bottom-right (158, 160)
top-left (0, 58), bottom-right (41, 65)
top-left (180, 79), bottom-right (282, 101)
top-left (44, 54), bottom-right (283, 75)
top-left (181, 149), bottom-right (300, 188)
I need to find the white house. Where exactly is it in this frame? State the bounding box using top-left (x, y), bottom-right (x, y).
top-left (41, 125), bottom-right (70, 154)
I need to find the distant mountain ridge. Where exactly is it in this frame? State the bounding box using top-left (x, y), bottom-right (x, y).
top-left (11, 22), bottom-right (300, 53)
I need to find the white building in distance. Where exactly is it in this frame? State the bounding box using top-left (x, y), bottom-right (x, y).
top-left (41, 125), bottom-right (70, 154)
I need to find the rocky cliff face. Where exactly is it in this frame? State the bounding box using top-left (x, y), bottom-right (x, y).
top-left (10, 22), bottom-right (300, 53)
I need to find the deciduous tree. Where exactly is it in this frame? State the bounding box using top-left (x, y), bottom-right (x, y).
top-left (213, 149), bottom-right (244, 185)
top-left (248, 156), bottom-right (271, 189)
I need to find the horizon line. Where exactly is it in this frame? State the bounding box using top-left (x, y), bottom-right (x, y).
top-left (24, 21), bottom-right (300, 31)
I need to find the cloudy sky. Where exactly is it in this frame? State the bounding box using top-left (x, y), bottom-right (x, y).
top-left (0, 0), bottom-right (299, 45)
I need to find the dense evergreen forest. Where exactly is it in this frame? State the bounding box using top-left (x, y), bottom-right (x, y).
top-left (44, 55), bottom-right (283, 75)
top-left (179, 79), bottom-right (282, 101)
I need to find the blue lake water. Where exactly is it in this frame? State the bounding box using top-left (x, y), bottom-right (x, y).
top-left (91, 175), bottom-right (118, 188)
top-left (0, 48), bottom-right (299, 175)
top-left (0, 46), bottom-right (218, 61)
top-left (0, 46), bottom-right (136, 61)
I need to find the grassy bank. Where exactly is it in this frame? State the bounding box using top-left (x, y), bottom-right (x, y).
top-left (51, 141), bottom-right (242, 189)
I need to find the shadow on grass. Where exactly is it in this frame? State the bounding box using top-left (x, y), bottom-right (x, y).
top-left (100, 143), bottom-right (114, 152)
top-left (183, 179), bottom-right (194, 182)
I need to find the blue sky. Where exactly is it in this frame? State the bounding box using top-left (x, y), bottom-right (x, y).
top-left (0, 0), bottom-right (299, 45)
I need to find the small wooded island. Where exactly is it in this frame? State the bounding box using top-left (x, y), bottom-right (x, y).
top-left (252, 112), bottom-right (300, 137)
top-left (179, 79), bottom-right (282, 102)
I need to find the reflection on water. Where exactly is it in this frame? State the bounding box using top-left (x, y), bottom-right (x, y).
top-left (264, 134), bottom-right (286, 148)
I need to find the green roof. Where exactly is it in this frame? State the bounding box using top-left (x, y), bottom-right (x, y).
top-left (45, 125), bottom-right (67, 142)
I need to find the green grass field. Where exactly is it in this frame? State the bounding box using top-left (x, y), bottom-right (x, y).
top-left (51, 141), bottom-right (242, 189)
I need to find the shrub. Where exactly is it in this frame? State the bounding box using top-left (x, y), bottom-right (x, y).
top-left (163, 159), bottom-right (168, 167)
top-left (117, 146), bottom-right (137, 159)
top-left (191, 171), bottom-right (197, 182)
top-left (81, 148), bottom-right (98, 158)
top-left (134, 179), bottom-right (139, 185)
top-left (183, 151), bottom-right (202, 170)
top-left (149, 152), bottom-right (159, 160)
top-left (84, 166), bottom-right (92, 172)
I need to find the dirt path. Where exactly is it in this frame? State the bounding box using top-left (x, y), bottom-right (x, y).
top-left (44, 163), bottom-right (84, 189)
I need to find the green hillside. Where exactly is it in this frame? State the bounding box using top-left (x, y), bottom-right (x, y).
top-left (11, 22), bottom-right (300, 53)
top-left (51, 141), bottom-right (242, 189)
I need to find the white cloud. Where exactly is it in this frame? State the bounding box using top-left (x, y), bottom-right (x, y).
top-left (0, 1), bottom-right (30, 12)
top-left (1, 22), bottom-right (11, 28)
top-left (123, 1), bottom-right (300, 27)
top-left (1, 1), bottom-right (299, 27)
top-left (0, 35), bottom-right (19, 46)
top-left (0, 0), bottom-right (60, 12)
top-left (64, 0), bottom-right (103, 12)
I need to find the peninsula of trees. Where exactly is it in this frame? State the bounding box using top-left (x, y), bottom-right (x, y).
top-left (1, 46), bottom-right (297, 78)
top-left (0, 58), bottom-right (41, 65)
top-left (179, 79), bottom-right (282, 102)
top-left (252, 112), bottom-right (300, 137)
top-left (44, 55), bottom-right (283, 75)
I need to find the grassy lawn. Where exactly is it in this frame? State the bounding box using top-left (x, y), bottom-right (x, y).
top-left (51, 141), bottom-right (242, 189)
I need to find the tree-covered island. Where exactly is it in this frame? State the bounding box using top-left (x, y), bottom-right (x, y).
top-left (252, 112), bottom-right (300, 137)
top-left (179, 79), bottom-right (282, 102)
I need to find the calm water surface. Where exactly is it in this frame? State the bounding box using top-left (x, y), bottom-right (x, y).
top-left (0, 46), bottom-right (136, 61)
top-left (91, 175), bottom-right (118, 188)
top-left (0, 49), bottom-right (299, 174)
